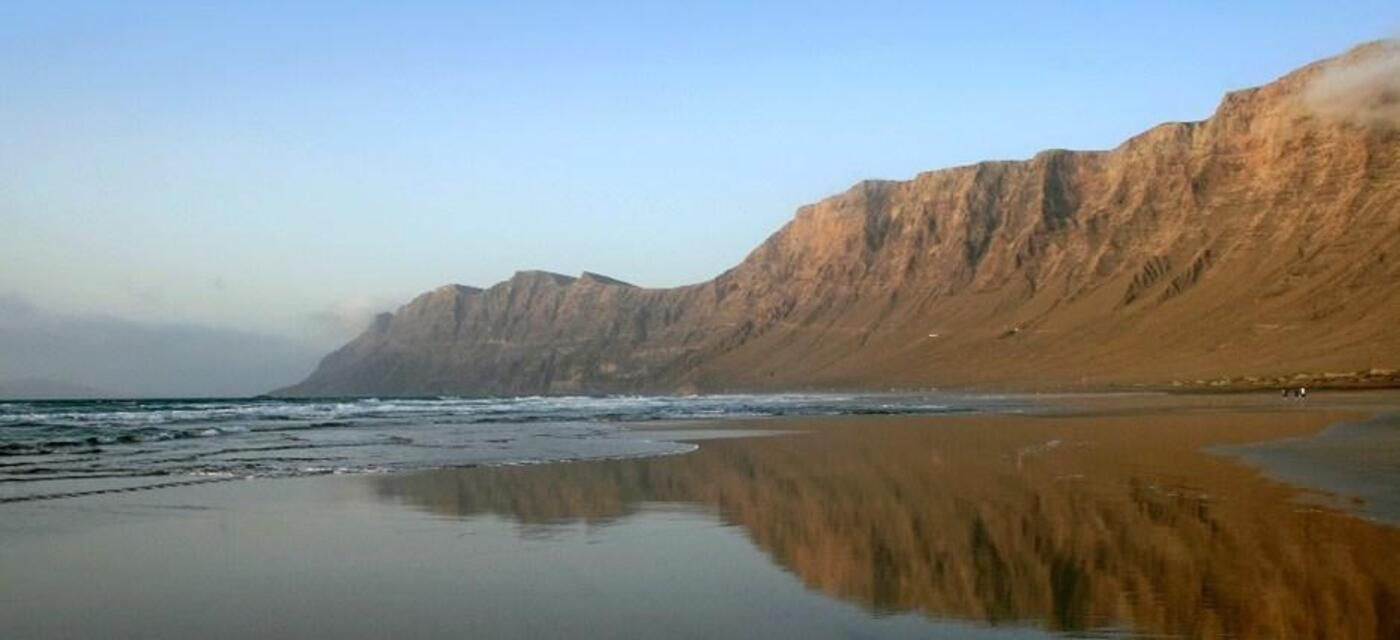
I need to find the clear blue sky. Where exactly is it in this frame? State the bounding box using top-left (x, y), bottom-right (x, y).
top-left (1, 0), bottom-right (1395, 347)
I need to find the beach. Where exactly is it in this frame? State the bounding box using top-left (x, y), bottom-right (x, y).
top-left (3, 392), bottom-right (1399, 639)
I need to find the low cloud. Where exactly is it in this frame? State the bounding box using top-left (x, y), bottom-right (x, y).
top-left (0, 295), bottom-right (323, 398)
top-left (1302, 38), bottom-right (1400, 128)
top-left (305, 296), bottom-right (401, 344)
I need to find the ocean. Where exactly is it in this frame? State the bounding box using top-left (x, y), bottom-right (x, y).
top-left (0, 393), bottom-right (1024, 502)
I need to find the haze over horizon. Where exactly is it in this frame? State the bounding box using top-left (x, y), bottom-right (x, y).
top-left (2, 0), bottom-right (1397, 395)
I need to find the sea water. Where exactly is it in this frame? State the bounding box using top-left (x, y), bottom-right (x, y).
top-left (0, 393), bottom-right (1023, 502)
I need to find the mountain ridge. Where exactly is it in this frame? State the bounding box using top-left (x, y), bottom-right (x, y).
top-left (277, 42), bottom-right (1400, 397)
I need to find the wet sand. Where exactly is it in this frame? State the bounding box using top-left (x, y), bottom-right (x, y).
top-left (3, 393), bottom-right (1400, 639)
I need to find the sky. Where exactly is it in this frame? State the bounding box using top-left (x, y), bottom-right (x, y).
top-left (0, 1), bottom-right (1396, 393)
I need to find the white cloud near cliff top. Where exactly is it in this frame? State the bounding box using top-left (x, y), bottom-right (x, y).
top-left (1303, 37), bottom-right (1400, 128)
top-left (306, 296), bottom-right (401, 343)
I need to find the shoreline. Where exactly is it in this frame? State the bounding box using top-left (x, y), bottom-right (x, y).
top-left (1211, 408), bottom-right (1400, 526)
top-left (4, 392), bottom-right (1400, 638)
top-left (632, 390), bottom-right (1400, 527)
top-left (5, 389), bottom-right (1399, 516)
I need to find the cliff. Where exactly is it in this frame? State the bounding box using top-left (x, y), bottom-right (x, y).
top-left (278, 42), bottom-right (1400, 396)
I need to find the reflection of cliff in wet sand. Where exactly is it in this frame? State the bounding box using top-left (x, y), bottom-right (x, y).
top-left (376, 408), bottom-right (1400, 638)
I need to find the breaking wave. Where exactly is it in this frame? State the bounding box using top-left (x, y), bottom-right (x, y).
top-left (0, 393), bottom-right (1022, 501)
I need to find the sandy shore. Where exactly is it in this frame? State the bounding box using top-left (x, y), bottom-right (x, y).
top-left (3, 392), bottom-right (1399, 639)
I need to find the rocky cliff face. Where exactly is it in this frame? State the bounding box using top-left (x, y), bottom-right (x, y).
top-left (278, 43), bottom-right (1400, 397)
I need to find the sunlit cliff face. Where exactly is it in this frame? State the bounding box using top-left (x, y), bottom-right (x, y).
top-left (374, 411), bottom-right (1400, 639)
